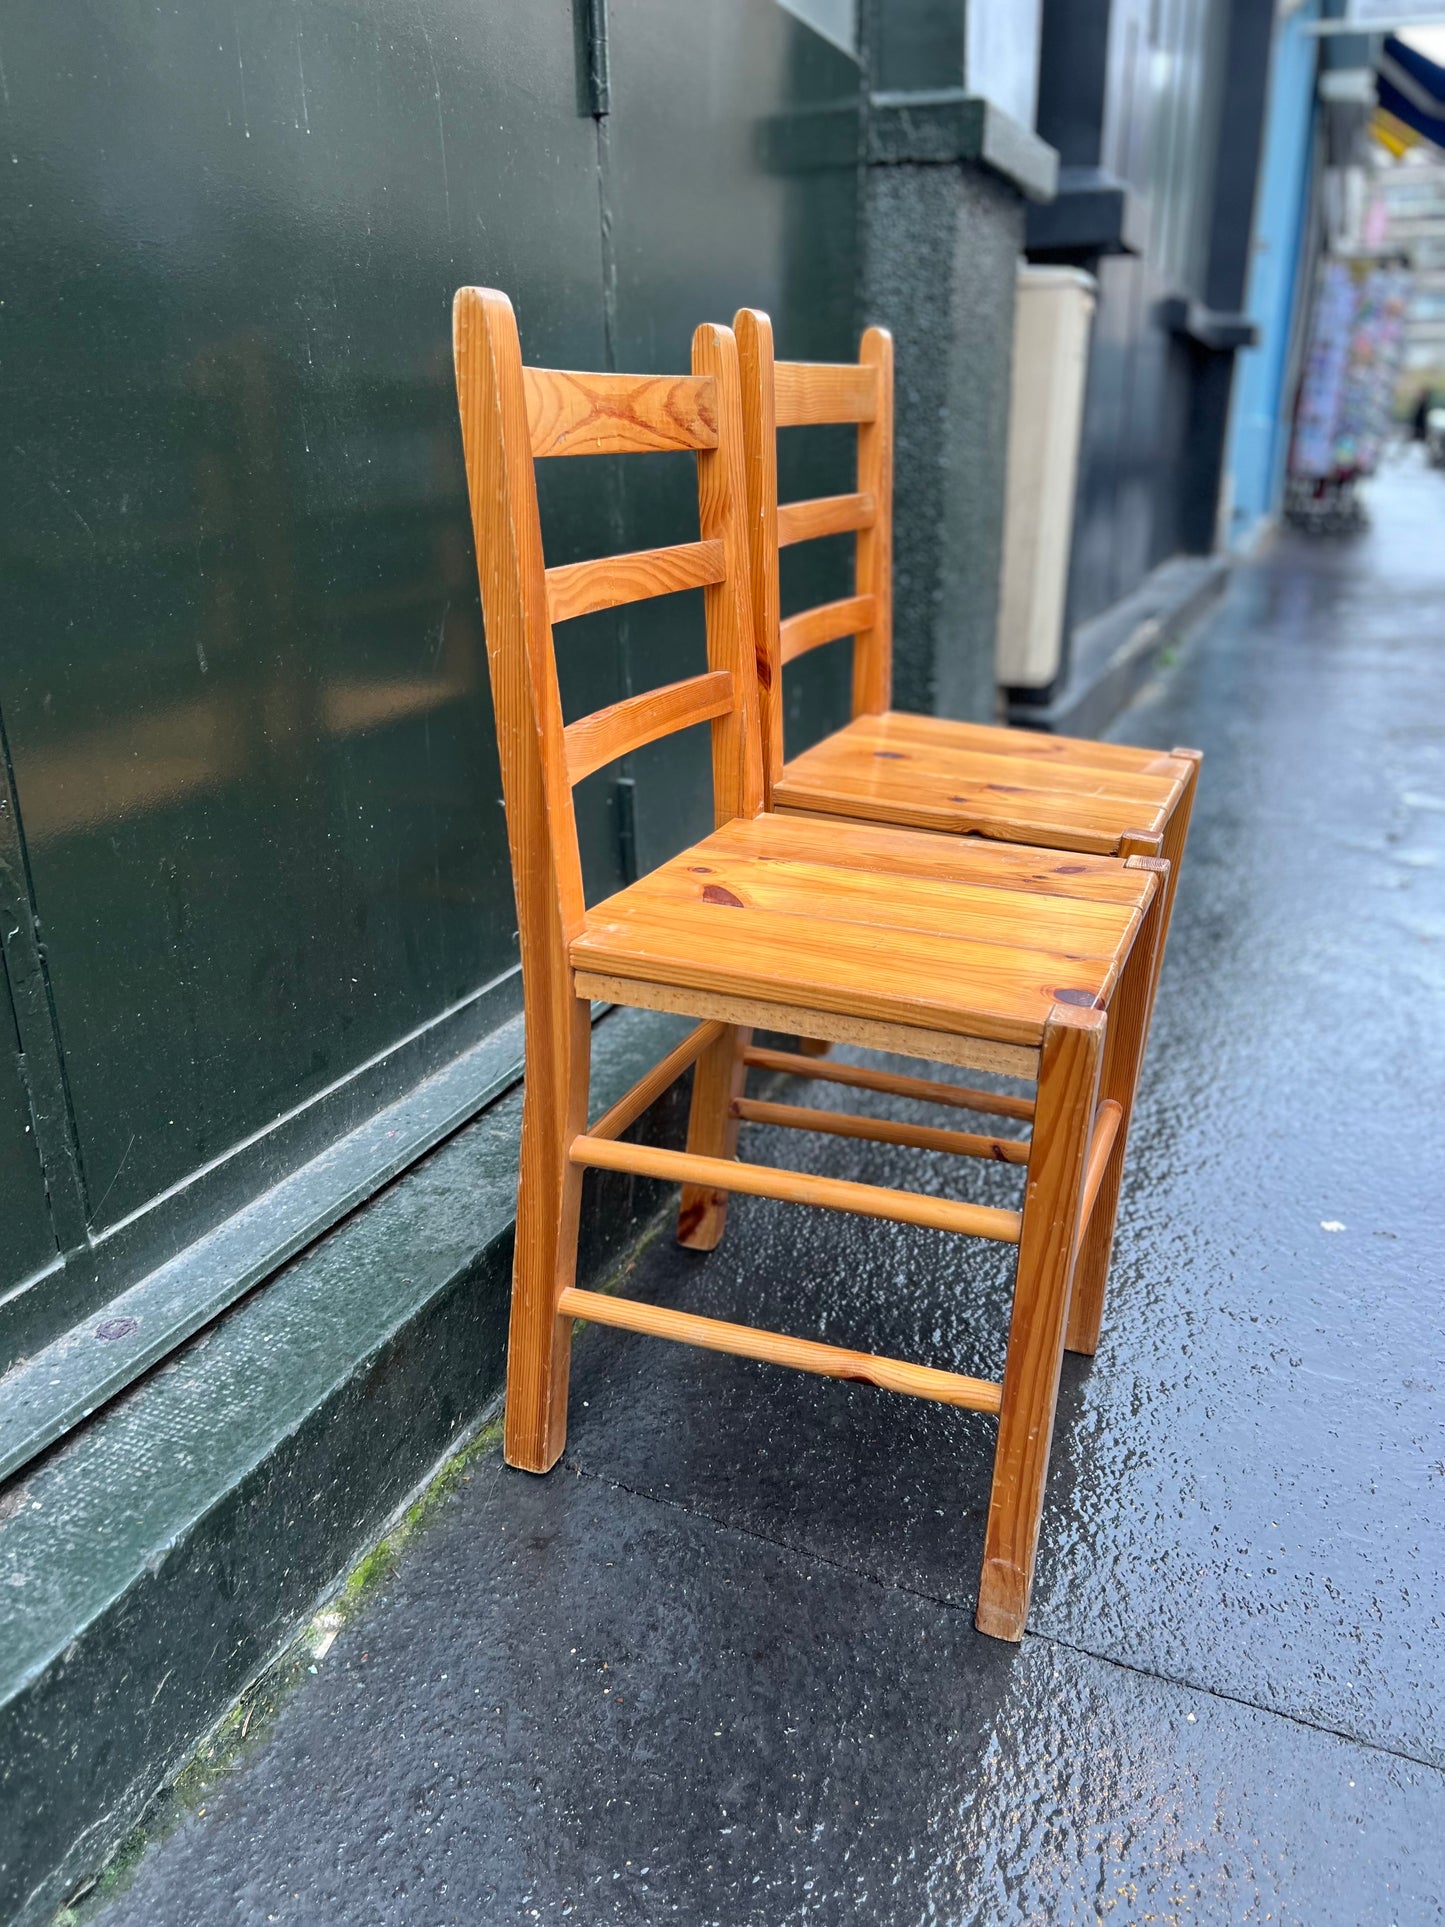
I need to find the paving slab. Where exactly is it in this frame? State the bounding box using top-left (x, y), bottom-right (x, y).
top-left (92, 1465), bottom-right (1445, 1927)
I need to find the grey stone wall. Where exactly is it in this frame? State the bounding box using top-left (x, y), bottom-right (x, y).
top-left (862, 161), bottom-right (1026, 722)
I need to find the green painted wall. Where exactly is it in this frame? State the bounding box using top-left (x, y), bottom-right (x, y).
top-left (0, 0), bottom-right (861, 1370)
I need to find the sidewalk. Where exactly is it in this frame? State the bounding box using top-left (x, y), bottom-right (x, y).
top-left (85, 460), bottom-right (1445, 1925)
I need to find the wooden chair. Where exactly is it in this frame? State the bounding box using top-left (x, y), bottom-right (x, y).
top-left (731, 307), bottom-right (1202, 1018)
top-left (453, 286), bottom-right (1168, 1640)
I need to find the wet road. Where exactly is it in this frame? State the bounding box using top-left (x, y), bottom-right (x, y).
top-left (94, 461), bottom-right (1445, 1923)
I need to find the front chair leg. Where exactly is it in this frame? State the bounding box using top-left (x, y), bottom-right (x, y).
top-left (1065, 853), bottom-right (1169, 1356)
top-left (504, 993), bottom-right (592, 1474)
top-left (976, 1006), bottom-right (1105, 1641)
top-left (676, 1023), bottom-right (751, 1249)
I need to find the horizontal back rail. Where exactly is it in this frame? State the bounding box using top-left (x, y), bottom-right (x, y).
top-left (546, 539), bottom-right (725, 625)
top-left (776, 491), bottom-right (876, 548)
top-left (524, 367), bottom-right (719, 458)
top-left (778, 593), bottom-right (877, 665)
top-left (773, 360), bottom-right (878, 427)
top-left (563, 670), bottom-right (735, 785)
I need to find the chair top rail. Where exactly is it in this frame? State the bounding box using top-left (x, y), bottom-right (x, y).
top-left (524, 366), bottom-right (719, 458)
top-left (773, 359), bottom-right (879, 427)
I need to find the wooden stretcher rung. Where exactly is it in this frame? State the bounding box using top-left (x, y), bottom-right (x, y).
top-left (558, 1286), bottom-right (1003, 1414)
top-left (569, 1135), bottom-right (1023, 1242)
top-left (730, 1095), bottom-right (1030, 1165)
top-left (588, 1020), bottom-right (728, 1142)
top-left (1079, 1099), bottom-right (1124, 1233)
top-left (742, 1046), bottom-right (1037, 1123)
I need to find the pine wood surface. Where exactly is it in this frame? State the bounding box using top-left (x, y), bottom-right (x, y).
top-left (779, 593), bottom-right (878, 665)
top-left (558, 1287), bottom-right (1003, 1413)
top-left (737, 308), bottom-right (1199, 866)
top-left (563, 669), bottom-right (735, 785)
top-left (570, 1135), bottom-right (1023, 1242)
top-left (546, 538), bottom-right (724, 625)
top-left (977, 1007), bottom-right (1104, 1640)
top-left (454, 287), bottom-right (1175, 1639)
top-left (571, 971), bottom-right (1043, 1079)
top-left (740, 1046), bottom-right (1038, 1123)
top-left (776, 491), bottom-right (876, 546)
top-left (523, 366), bottom-right (718, 457)
top-left (772, 358), bottom-right (879, 426)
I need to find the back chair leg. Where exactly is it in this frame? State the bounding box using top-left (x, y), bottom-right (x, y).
top-left (976, 1006), bottom-right (1105, 1641)
top-left (1064, 853), bottom-right (1169, 1356)
top-left (503, 994), bottom-right (593, 1474)
top-left (677, 1022), bottom-right (752, 1249)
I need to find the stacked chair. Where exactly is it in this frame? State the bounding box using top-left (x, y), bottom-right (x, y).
top-left (451, 288), bottom-right (1198, 1639)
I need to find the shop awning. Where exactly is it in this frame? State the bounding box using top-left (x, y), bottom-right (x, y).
top-left (1377, 33), bottom-right (1445, 148)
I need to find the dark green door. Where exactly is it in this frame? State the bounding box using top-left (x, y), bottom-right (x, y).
top-left (0, 944), bottom-right (58, 1306)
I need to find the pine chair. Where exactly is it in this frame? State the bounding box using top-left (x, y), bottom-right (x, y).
top-left (452, 286), bottom-right (1168, 1640)
top-left (730, 308), bottom-right (1201, 1015)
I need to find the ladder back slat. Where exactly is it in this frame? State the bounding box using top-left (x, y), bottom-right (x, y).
top-left (776, 491), bottom-right (877, 548)
top-left (546, 539), bottom-right (726, 625)
top-left (778, 593), bottom-right (877, 665)
top-left (773, 360), bottom-right (879, 427)
top-left (563, 669), bottom-right (735, 785)
top-left (524, 367), bottom-right (719, 458)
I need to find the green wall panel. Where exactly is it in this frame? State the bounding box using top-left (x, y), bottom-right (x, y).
top-left (0, 949), bottom-right (58, 1304)
top-left (0, 0), bottom-right (609, 1334)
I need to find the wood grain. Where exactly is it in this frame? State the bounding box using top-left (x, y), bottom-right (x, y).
top-left (588, 1020), bottom-right (726, 1143)
top-left (732, 1095), bottom-right (1030, 1165)
top-left (1064, 853), bottom-right (1169, 1356)
top-left (977, 1005), bottom-right (1104, 1641)
top-left (741, 1046), bottom-right (1037, 1123)
top-left (773, 358), bottom-right (879, 426)
top-left (452, 289), bottom-right (590, 1472)
top-left (563, 670), bottom-right (735, 785)
top-left (777, 491), bottom-right (876, 547)
top-left (778, 594), bottom-right (877, 665)
top-left (546, 539), bottom-right (724, 625)
top-left (524, 366), bottom-right (717, 457)
top-left (572, 972), bottom-right (1042, 1078)
top-left (852, 326), bottom-right (893, 716)
top-left (559, 1287), bottom-right (1003, 1413)
top-left (570, 1135), bottom-right (1023, 1242)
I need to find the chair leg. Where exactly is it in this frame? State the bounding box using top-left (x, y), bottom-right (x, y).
top-left (976, 1006), bottom-right (1104, 1642)
top-left (1064, 854), bottom-right (1168, 1356)
top-left (503, 993), bottom-right (592, 1474)
top-left (676, 1022), bottom-right (751, 1249)
top-left (796, 1036), bottom-right (831, 1057)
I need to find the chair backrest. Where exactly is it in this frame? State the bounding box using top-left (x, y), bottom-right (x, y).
top-left (452, 288), bottom-right (763, 980)
top-left (733, 308), bottom-right (893, 803)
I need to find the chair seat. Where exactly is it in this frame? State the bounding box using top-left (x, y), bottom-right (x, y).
top-left (571, 812), bottom-right (1156, 1052)
top-left (772, 711), bottom-right (1191, 854)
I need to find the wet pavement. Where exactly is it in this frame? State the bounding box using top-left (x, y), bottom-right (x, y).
top-left (92, 459), bottom-right (1445, 1923)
